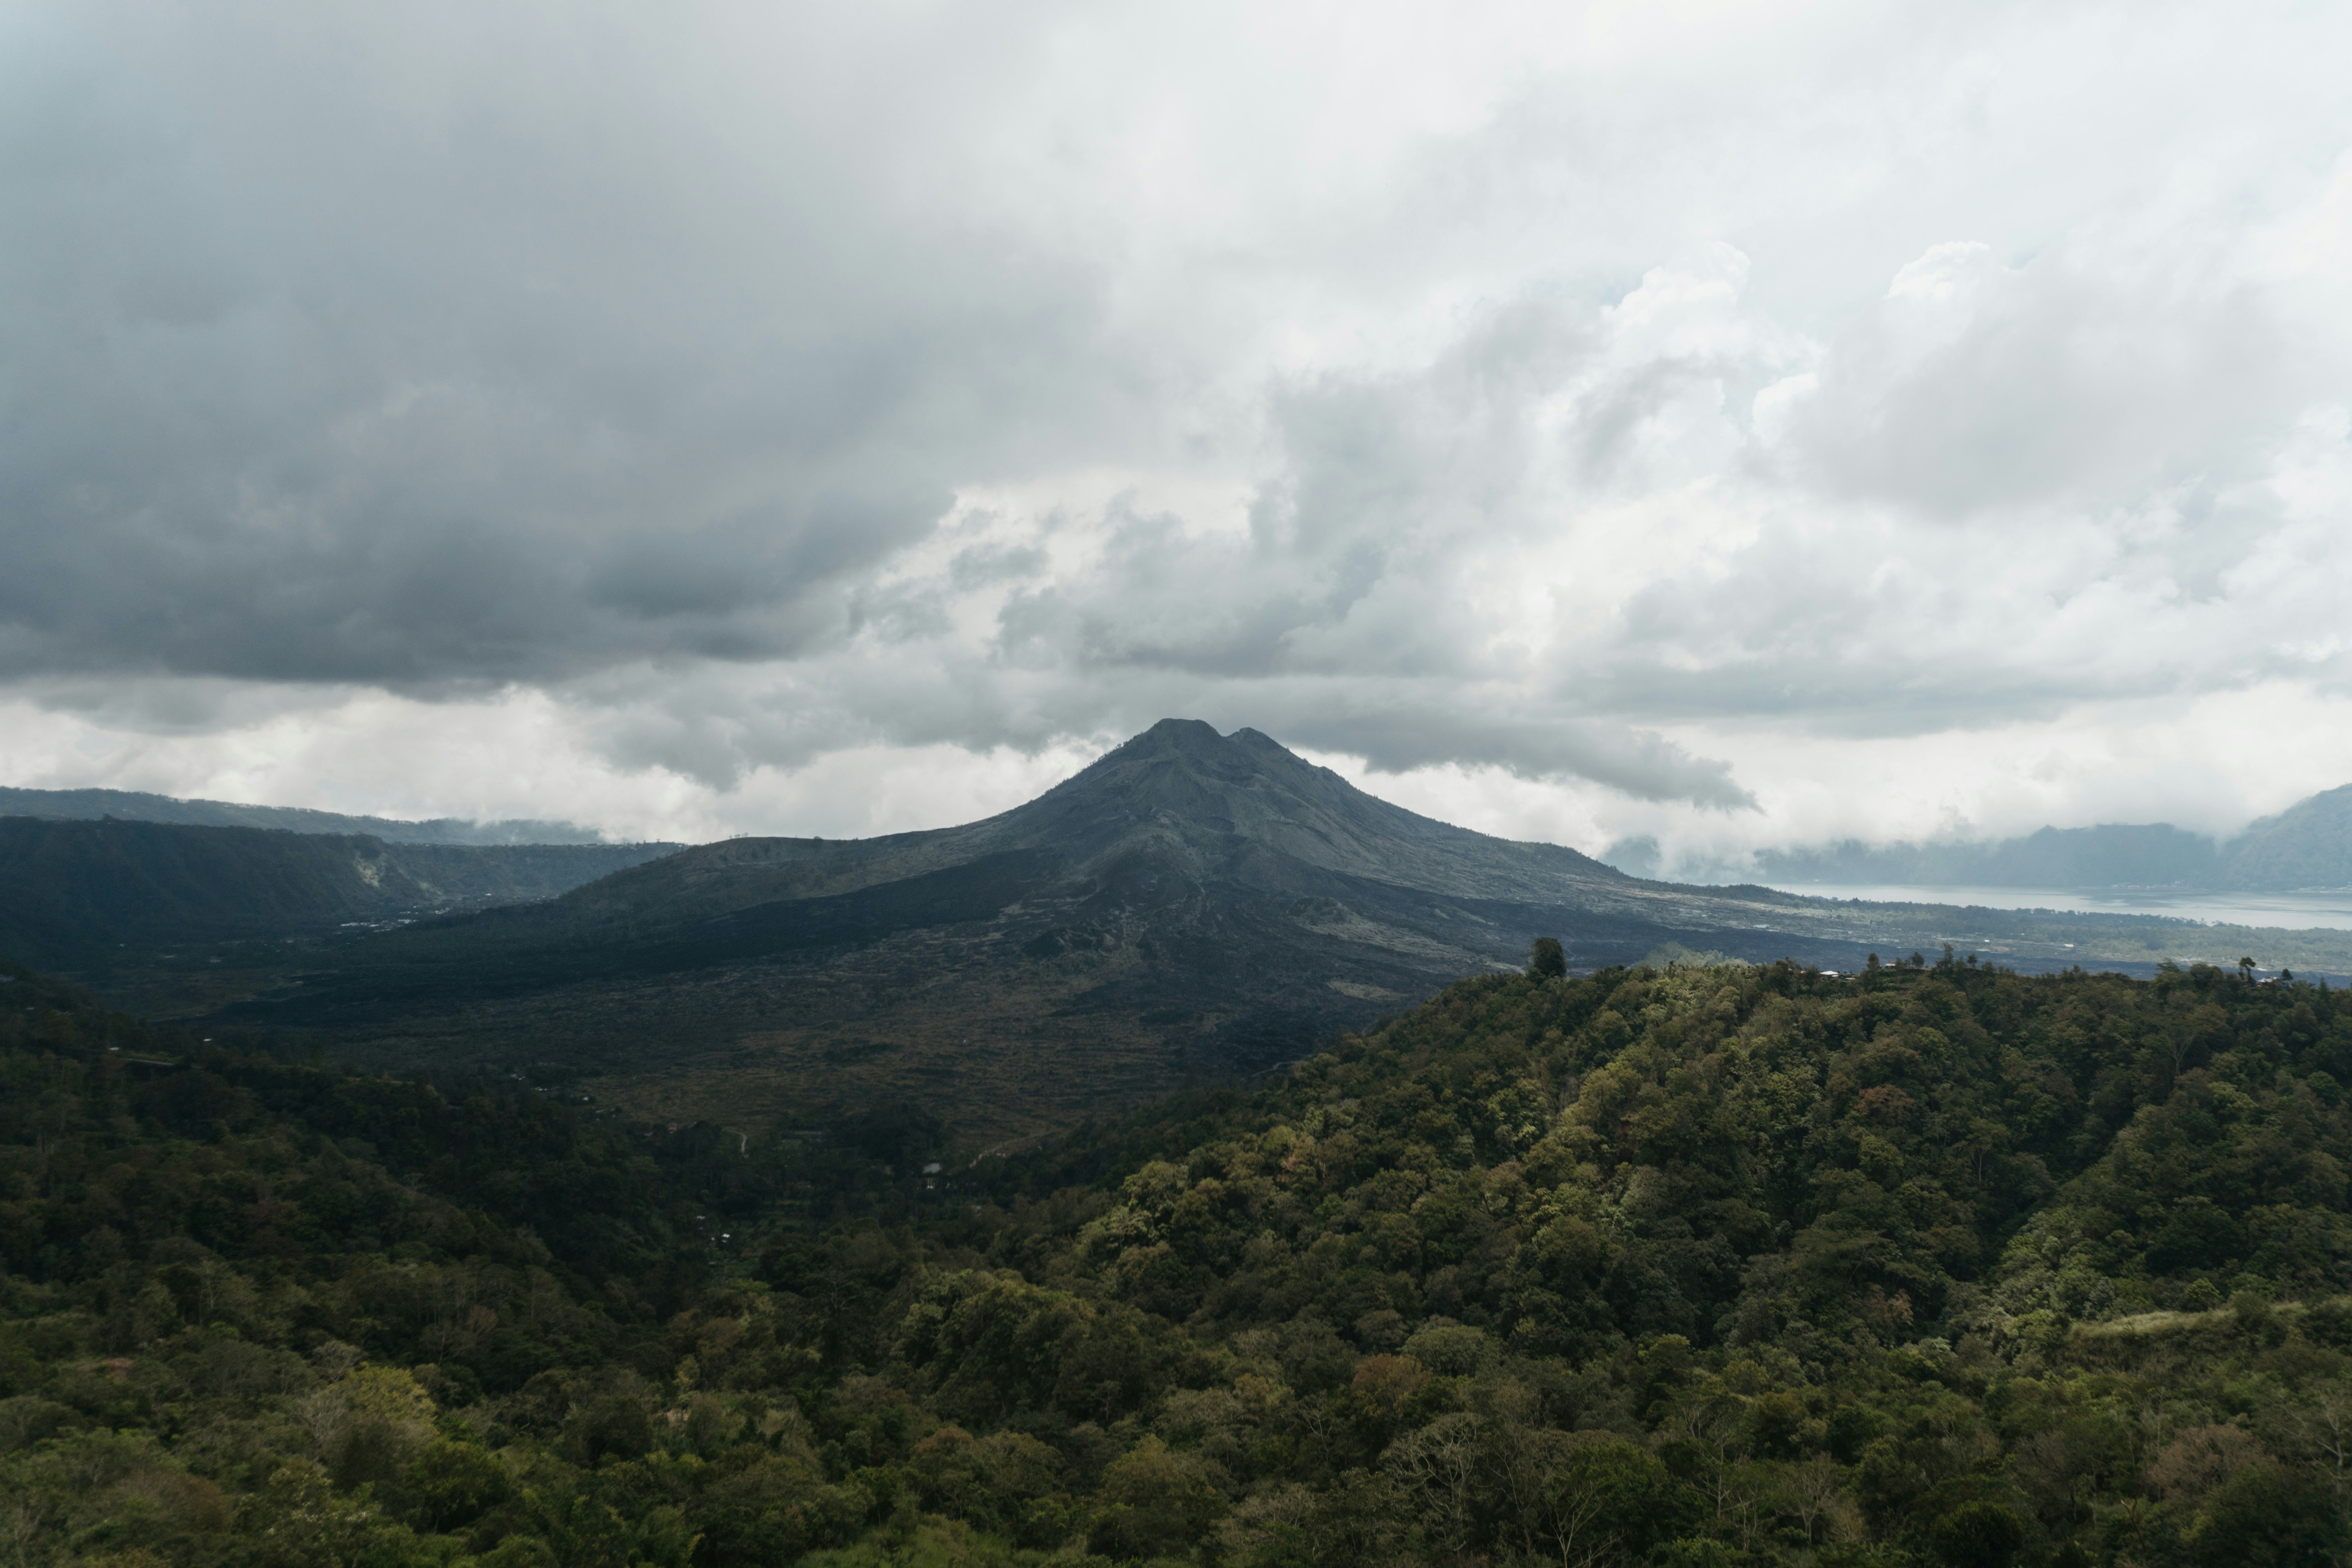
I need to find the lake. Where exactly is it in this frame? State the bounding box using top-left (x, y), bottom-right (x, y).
top-left (1763, 884), bottom-right (2352, 933)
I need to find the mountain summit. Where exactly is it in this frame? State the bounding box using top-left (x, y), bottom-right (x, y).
top-left (1005, 719), bottom-right (1622, 901)
top-left (558, 719), bottom-right (1626, 927)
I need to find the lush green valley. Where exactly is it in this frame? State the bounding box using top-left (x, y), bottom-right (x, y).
top-left (7, 947), bottom-right (2352, 1566)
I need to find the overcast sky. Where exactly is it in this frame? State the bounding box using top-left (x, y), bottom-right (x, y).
top-left (4, 1), bottom-right (2350, 868)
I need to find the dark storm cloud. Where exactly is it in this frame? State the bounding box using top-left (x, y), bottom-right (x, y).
top-left (9, 0), bottom-right (2352, 838)
top-left (1272, 706), bottom-right (1757, 809)
top-left (0, 4), bottom-right (1138, 688)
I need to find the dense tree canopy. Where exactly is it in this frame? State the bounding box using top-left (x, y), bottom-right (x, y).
top-left (5, 949), bottom-right (2352, 1565)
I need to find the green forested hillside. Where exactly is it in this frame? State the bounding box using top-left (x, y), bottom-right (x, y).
top-left (6, 949), bottom-right (2352, 1566)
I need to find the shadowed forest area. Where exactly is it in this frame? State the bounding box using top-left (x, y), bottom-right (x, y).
top-left (5, 949), bottom-right (2352, 1565)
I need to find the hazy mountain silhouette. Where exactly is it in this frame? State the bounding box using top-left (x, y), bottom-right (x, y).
top-left (1740, 823), bottom-right (2227, 890)
top-left (2227, 785), bottom-right (2352, 889)
top-left (1697, 783), bottom-right (2352, 892)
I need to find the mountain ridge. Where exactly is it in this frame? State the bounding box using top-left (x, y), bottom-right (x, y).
top-left (1651, 782), bottom-right (2352, 891)
top-left (0, 783), bottom-right (608, 845)
top-left (0, 817), bottom-right (681, 970)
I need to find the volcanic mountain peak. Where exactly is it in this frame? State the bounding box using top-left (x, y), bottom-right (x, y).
top-left (1014, 719), bottom-right (1372, 848)
top-left (1007, 718), bottom-right (1619, 900)
top-left (563, 720), bottom-right (1626, 923)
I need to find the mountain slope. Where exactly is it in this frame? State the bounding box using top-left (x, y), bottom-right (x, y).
top-left (0, 783), bottom-right (604, 844)
top-left (0, 817), bottom-right (681, 969)
top-left (2224, 783), bottom-right (2352, 888)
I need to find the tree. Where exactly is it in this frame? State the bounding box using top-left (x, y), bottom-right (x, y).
top-left (1533, 1437), bottom-right (1690, 1566)
top-left (1931, 1500), bottom-right (2024, 1568)
top-left (1529, 936), bottom-right (1567, 980)
top-left (2190, 1463), bottom-right (2348, 1568)
top-left (1089, 1436), bottom-right (1226, 1559)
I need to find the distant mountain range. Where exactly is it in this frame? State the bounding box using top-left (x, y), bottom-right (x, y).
top-left (0, 784), bottom-right (606, 844)
top-left (1610, 783), bottom-right (2352, 891)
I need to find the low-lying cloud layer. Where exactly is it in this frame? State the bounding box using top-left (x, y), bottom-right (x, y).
top-left (5, 1), bottom-right (2352, 864)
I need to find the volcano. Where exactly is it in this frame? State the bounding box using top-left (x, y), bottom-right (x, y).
top-left (547, 718), bottom-right (1634, 924)
top-left (206, 720), bottom-right (1837, 1140)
